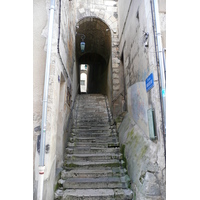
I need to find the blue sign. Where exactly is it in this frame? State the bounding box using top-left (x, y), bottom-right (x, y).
top-left (146, 73), bottom-right (154, 92)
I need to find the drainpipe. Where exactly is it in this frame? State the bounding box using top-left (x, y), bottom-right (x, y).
top-left (37, 0), bottom-right (55, 200)
top-left (153, 0), bottom-right (166, 135)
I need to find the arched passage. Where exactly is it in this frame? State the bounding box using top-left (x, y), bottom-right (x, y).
top-left (75, 17), bottom-right (112, 100)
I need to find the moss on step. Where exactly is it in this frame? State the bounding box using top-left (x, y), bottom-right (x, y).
top-left (120, 144), bottom-right (127, 169)
top-left (134, 192), bottom-right (136, 200)
top-left (64, 162), bottom-right (120, 168)
top-left (54, 182), bottom-right (59, 191)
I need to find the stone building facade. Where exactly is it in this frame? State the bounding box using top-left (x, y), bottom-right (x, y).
top-left (33, 0), bottom-right (166, 199)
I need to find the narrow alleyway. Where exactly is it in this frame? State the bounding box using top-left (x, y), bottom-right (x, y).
top-left (54, 94), bottom-right (133, 200)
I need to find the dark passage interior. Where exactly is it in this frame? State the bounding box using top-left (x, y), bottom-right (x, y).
top-left (79, 53), bottom-right (107, 94)
top-left (76, 17), bottom-right (112, 99)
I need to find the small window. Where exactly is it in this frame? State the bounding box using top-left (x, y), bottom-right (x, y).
top-left (80, 80), bottom-right (85, 85)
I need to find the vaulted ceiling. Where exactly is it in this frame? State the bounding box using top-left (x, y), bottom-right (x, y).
top-left (76, 17), bottom-right (111, 64)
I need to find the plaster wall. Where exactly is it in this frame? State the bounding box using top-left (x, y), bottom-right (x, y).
top-left (33, 0), bottom-right (48, 198)
top-left (33, 0), bottom-right (77, 199)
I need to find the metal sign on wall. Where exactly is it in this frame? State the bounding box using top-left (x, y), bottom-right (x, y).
top-left (146, 73), bottom-right (154, 92)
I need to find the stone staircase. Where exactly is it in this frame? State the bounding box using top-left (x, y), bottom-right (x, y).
top-left (55, 94), bottom-right (133, 200)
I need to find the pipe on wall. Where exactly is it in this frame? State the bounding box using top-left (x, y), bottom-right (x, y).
top-left (37, 0), bottom-right (55, 200)
top-left (153, 0), bottom-right (166, 134)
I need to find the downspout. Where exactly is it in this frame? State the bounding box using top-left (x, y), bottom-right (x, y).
top-left (152, 0), bottom-right (166, 164)
top-left (153, 0), bottom-right (166, 134)
top-left (37, 0), bottom-right (55, 200)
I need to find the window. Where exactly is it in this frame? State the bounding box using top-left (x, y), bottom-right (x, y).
top-left (80, 80), bottom-right (85, 85)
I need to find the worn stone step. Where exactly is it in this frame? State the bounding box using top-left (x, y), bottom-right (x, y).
top-left (76, 119), bottom-right (109, 123)
top-left (77, 107), bottom-right (107, 111)
top-left (76, 117), bottom-right (109, 121)
top-left (73, 123), bottom-right (110, 128)
top-left (55, 188), bottom-right (133, 200)
top-left (78, 109), bottom-right (106, 112)
top-left (78, 105), bottom-right (106, 107)
top-left (77, 111), bottom-right (107, 115)
top-left (59, 189), bottom-right (115, 200)
top-left (67, 141), bottom-right (120, 148)
top-left (69, 135), bottom-right (117, 140)
top-left (69, 136), bottom-right (118, 143)
top-left (61, 167), bottom-right (128, 179)
top-left (66, 147), bottom-right (120, 154)
top-left (73, 124), bottom-right (110, 128)
top-left (78, 105), bottom-right (106, 109)
top-left (61, 168), bottom-right (120, 179)
top-left (71, 131), bottom-right (116, 137)
top-left (64, 160), bottom-right (120, 169)
top-left (65, 153), bottom-right (122, 161)
top-left (62, 177), bottom-right (123, 189)
top-left (72, 127), bottom-right (111, 132)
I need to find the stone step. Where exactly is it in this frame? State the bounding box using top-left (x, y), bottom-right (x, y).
top-left (64, 160), bottom-right (120, 169)
top-left (77, 107), bottom-right (107, 111)
top-left (76, 117), bottom-right (109, 121)
top-left (77, 102), bottom-right (107, 110)
top-left (73, 123), bottom-right (110, 128)
top-left (78, 101), bottom-right (106, 105)
top-left (66, 147), bottom-right (120, 154)
top-left (69, 136), bottom-right (118, 143)
top-left (72, 126), bottom-right (111, 131)
top-left (72, 127), bottom-right (111, 132)
top-left (67, 141), bottom-right (120, 148)
top-left (77, 109), bottom-right (107, 112)
top-left (54, 94), bottom-right (133, 200)
top-left (61, 168), bottom-right (120, 179)
top-left (71, 130), bottom-right (117, 137)
top-left (61, 167), bottom-right (127, 179)
top-left (76, 119), bottom-right (109, 123)
top-left (77, 111), bottom-right (107, 114)
top-left (65, 153), bottom-right (122, 161)
top-left (55, 189), bottom-right (133, 200)
top-left (56, 189), bottom-right (115, 200)
top-left (78, 97), bottom-right (105, 101)
top-left (61, 177), bottom-right (124, 189)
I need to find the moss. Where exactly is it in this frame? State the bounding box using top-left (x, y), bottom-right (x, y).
top-left (138, 145), bottom-right (148, 160)
top-left (65, 162), bottom-right (120, 168)
top-left (120, 144), bottom-right (127, 169)
top-left (54, 183), bottom-right (59, 191)
top-left (115, 116), bottom-right (122, 123)
top-left (65, 163), bottom-right (78, 168)
top-left (103, 163), bottom-right (120, 167)
top-left (134, 192), bottom-right (136, 200)
top-left (126, 129), bottom-right (134, 145)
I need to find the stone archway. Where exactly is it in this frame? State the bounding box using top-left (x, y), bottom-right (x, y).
top-left (76, 17), bottom-right (113, 101)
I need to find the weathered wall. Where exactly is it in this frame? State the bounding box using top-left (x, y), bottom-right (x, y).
top-left (75, 0), bottom-right (122, 113)
top-left (33, 0), bottom-right (47, 198)
top-left (33, 0), bottom-right (77, 199)
top-left (118, 113), bottom-right (165, 200)
top-left (118, 0), bottom-right (166, 199)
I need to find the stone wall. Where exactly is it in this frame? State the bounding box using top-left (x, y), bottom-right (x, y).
top-left (33, 0), bottom-right (166, 199)
top-left (118, 0), bottom-right (166, 199)
top-left (75, 0), bottom-right (122, 114)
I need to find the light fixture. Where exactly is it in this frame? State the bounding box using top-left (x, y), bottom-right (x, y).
top-left (76, 32), bottom-right (86, 53)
